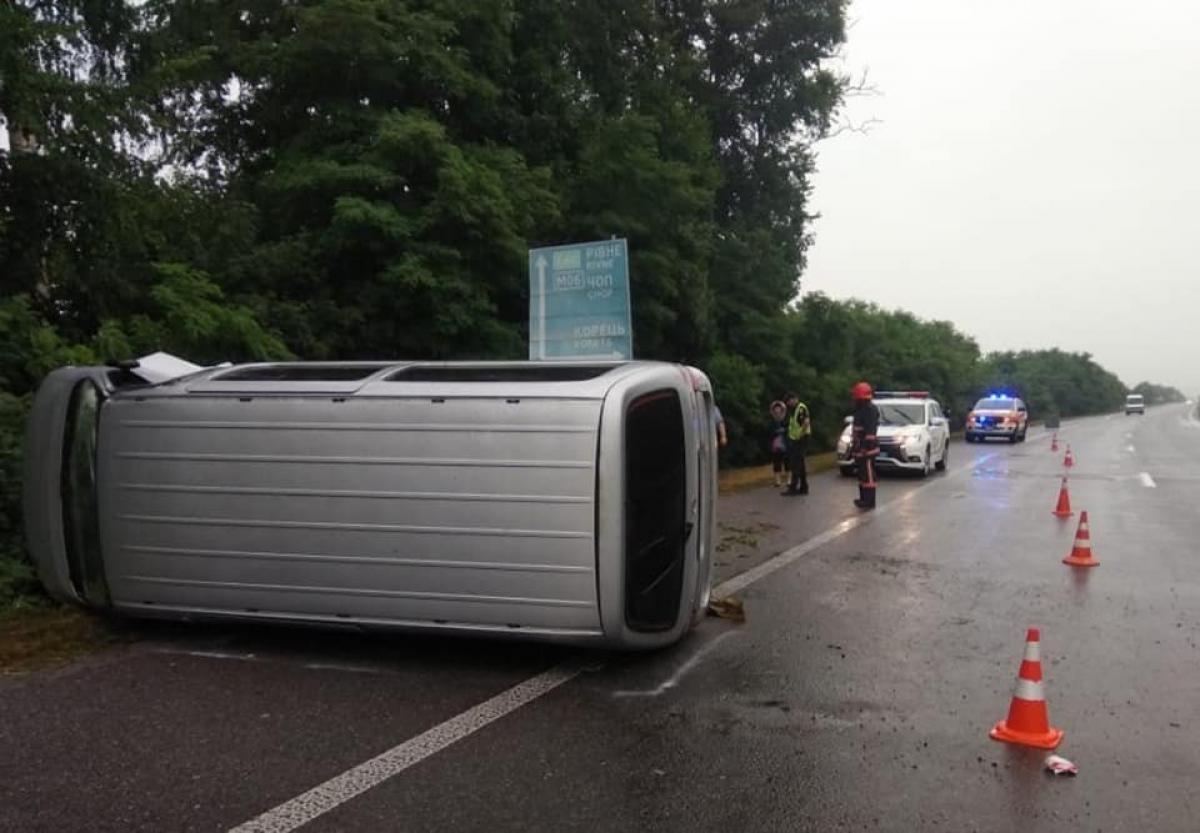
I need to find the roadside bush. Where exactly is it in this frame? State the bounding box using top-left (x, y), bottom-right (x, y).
top-left (706, 352), bottom-right (767, 464)
top-left (0, 392), bottom-right (39, 609)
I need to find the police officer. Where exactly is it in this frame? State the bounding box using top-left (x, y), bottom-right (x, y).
top-left (781, 392), bottom-right (811, 496)
top-left (850, 381), bottom-right (880, 509)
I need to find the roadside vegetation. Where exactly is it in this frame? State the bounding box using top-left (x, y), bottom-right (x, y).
top-left (0, 1), bottom-right (1185, 612)
top-left (1129, 382), bottom-right (1187, 406)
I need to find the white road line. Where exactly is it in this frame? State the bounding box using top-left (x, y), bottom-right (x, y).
top-left (226, 448), bottom-right (998, 833)
top-left (302, 662), bottom-right (382, 675)
top-left (228, 664), bottom-right (582, 833)
top-left (613, 630), bottom-right (739, 698)
top-left (1139, 472), bottom-right (1157, 488)
top-left (153, 649), bottom-right (260, 662)
top-left (712, 451), bottom-right (996, 599)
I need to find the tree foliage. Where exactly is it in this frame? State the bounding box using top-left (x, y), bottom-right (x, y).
top-left (978, 349), bottom-right (1128, 423)
top-left (1130, 381), bottom-right (1185, 406)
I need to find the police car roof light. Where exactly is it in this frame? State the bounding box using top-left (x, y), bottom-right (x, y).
top-left (874, 390), bottom-right (930, 399)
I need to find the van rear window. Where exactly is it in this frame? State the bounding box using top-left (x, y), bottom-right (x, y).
top-left (385, 366), bottom-right (614, 383)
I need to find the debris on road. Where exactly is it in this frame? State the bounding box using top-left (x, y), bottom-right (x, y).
top-left (1044, 755), bottom-right (1078, 776)
top-left (707, 597), bottom-right (746, 623)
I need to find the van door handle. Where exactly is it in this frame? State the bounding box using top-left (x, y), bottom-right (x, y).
top-left (683, 521), bottom-right (694, 541)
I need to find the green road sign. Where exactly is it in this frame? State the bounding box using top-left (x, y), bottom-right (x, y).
top-left (529, 238), bottom-right (632, 360)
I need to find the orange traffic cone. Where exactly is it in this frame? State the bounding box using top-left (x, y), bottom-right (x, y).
top-left (1051, 477), bottom-right (1073, 518)
top-left (1063, 445), bottom-right (1074, 468)
top-left (1063, 511), bottom-right (1099, 567)
top-left (1050, 433), bottom-right (1059, 452)
top-left (990, 627), bottom-right (1065, 749)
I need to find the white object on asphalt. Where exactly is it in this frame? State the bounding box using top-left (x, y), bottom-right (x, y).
top-left (1044, 754), bottom-right (1078, 775)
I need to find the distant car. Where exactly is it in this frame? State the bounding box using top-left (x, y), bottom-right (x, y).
top-left (965, 395), bottom-right (1028, 443)
top-left (837, 392), bottom-right (951, 478)
top-left (1125, 394), bottom-right (1145, 415)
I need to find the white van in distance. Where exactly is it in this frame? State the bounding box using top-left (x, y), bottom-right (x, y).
top-left (1125, 394), bottom-right (1145, 415)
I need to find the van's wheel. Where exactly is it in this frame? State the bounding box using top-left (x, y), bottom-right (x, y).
top-left (936, 443), bottom-right (948, 471)
top-left (920, 447), bottom-right (932, 478)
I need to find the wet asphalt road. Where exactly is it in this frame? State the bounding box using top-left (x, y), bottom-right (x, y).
top-left (3, 404), bottom-right (1199, 832)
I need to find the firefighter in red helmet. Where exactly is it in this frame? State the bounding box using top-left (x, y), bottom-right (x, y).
top-left (850, 381), bottom-right (880, 509)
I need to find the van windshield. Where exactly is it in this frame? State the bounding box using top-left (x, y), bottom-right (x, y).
top-left (974, 398), bottom-right (1015, 411)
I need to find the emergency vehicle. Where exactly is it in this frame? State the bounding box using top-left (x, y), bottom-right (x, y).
top-left (837, 391), bottom-right (951, 477)
top-left (965, 394), bottom-right (1029, 443)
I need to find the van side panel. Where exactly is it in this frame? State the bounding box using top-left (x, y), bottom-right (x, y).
top-left (98, 396), bottom-right (602, 632)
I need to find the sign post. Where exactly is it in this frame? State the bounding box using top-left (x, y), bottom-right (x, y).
top-left (528, 238), bottom-right (632, 360)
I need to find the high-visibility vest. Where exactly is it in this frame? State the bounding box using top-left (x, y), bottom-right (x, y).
top-left (788, 403), bottom-right (811, 440)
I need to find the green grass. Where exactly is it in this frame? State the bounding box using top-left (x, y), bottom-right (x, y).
top-left (0, 604), bottom-right (122, 674)
top-left (719, 450), bottom-right (841, 494)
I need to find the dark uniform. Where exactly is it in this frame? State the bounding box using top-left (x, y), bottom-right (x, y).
top-left (851, 399), bottom-right (880, 509)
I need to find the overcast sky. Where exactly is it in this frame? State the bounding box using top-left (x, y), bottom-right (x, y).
top-left (805, 0), bottom-right (1200, 396)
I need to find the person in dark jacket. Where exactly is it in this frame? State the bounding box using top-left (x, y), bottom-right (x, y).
top-left (767, 400), bottom-right (789, 487)
top-left (850, 381), bottom-right (880, 509)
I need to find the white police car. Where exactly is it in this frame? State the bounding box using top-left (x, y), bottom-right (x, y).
top-left (837, 391), bottom-right (952, 478)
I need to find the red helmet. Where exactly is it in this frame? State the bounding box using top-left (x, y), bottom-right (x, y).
top-left (852, 381), bottom-right (873, 401)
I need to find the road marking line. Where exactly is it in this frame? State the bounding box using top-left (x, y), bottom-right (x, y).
top-left (228, 664), bottom-right (582, 833)
top-left (302, 662), bottom-right (382, 675)
top-left (712, 451), bottom-right (996, 599)
top-left (226, 448), bottom-right (999, 832)
top-left (153, 649), bottom-right (260, 662)
top-left (613, 630), bottom-right (739, 697)
top-left (1139, 472), bottom-right (1157, 488)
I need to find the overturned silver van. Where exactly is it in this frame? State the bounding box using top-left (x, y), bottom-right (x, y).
top-left (23, 361), bottom-right (718, 649)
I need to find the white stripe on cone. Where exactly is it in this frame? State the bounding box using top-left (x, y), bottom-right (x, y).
top-left (1023, 641), bottom-right (1041, 662)
top-left (1014, 677), bottom-right (1046, 701)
